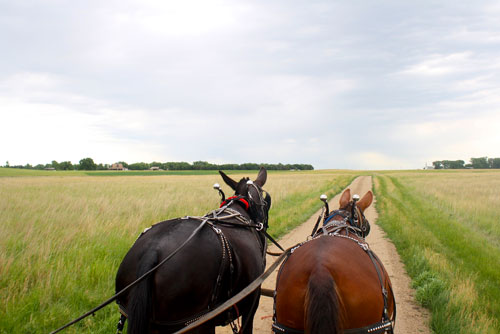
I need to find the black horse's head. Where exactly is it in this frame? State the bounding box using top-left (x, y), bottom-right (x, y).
top-left (219, 167), bottom-right (271, 229)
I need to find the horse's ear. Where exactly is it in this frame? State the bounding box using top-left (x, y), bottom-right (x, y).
top-left (254, 167), bottom-right (267, 187)
top-left (357, 191), bottom-right (373, 212)
top-left (339, 189), bottom-right (351, 209)
top-left (219, 171), bottom-right (238, 190)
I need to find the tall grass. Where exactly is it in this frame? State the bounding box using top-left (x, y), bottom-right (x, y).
top-left (0, 170), bottom-right (355, 333)
top-left (373, 170), bottom-right (500, 334)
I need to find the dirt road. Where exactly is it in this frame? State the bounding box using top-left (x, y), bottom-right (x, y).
top-left (218, 176), bottom-right (431, 333)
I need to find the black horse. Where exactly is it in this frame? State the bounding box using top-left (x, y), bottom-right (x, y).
top-left (115, 168), bottom-right (271, 334)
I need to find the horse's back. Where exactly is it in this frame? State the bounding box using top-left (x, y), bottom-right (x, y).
top-left (275, 236), bottom-right (389, 330)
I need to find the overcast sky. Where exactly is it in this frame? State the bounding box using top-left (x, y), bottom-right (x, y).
top-left (1, 1), bottom-right (499, 169)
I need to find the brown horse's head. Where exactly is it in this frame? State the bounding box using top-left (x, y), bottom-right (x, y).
top-left (334, 188), bottom-right (373, 237)
top-left (339, 188), bottom-right (373, 212)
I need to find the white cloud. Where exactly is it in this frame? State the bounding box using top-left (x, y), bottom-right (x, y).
top-left (399, 52), bottom-right (475, 76)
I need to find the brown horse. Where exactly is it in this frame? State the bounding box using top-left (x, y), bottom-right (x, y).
top-left (273, 189), bottom-right (396, 334)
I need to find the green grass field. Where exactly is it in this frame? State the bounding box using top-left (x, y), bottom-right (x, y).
top-left (0, 169), bottom-right (355, 333)
top-left (2, 168), bottom-right (500, 334)
top-left (374, 170), bottom-right (500, 334)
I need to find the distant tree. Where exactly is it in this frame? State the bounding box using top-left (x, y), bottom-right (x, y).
top-left (128, 162), bottom-right (149, 170)
top-left (175, 162), bottom-right (192, 170)
top-left (5, 161), bottom-right (9, 167)
top-left (34, 164), bottom-right (45, 170)
top-left (470, 157), bottom-right (489, 169)
top-left (220, 163), bottom-right (238, 170)
top-left (150, 161), bottom-right (163, 169)
top-left (86, 160), bottom-right (314, 171)
top-left (193, 161), bottom-right (217, 170)
top-left (441, 160), bottom-right (465, 169)
top-left (58, 161), bottom-right (74, 170)
top-left (432, 161), bottom-right (443, 169)
top-left (79, 157), bottom-right (97, 170)
top-left (96, 163), bottom-right (107, 170)
top-left (51, 160), bottom-right (60, 170)
top-left (483, 157), bottom-right (500, 168)
top-left (239, 163), bottom-right (260, 170)
top-left (489, 158), bottom-right (500, 169)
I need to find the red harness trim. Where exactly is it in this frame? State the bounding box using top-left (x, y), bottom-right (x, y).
top-left (220, 196), bottom-right (249, 210)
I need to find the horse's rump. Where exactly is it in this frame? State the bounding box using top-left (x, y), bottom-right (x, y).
top-left (274, 236), bottom-right (394, 333)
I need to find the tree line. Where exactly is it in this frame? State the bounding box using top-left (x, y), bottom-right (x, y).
top-left (432, 157), bottom-right (500, 169)
top-left (4, 158), bottom-right (314, 171)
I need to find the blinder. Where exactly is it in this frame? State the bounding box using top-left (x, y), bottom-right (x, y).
top-left (323, 202), bottom-right (371, 238)
top-left (246, 181), bottom-right (271, 230)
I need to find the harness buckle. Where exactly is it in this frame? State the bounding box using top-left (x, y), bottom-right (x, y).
top-left (256, 222), bottom-right (264, 231)
top-left (290, 244), bottom-right (301, 254)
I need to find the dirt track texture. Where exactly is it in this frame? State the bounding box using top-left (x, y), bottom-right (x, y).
top-left (217, 176), bottom-right (431, 334)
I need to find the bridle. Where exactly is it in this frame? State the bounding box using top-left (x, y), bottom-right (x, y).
top-left (322, 201), bottom-right (370, 238)
top-left (219, 179), bottom-right (271, 231)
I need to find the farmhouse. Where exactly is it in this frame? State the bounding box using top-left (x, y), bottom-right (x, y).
top-left (423, 163), bottom-right (434, 170)
top-left (109, 163), bottom-right (125, 170)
